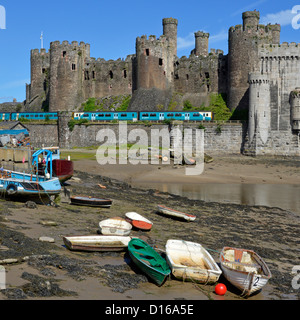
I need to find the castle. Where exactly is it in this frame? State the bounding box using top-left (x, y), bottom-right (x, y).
top-left (25, 11), bottom-right (300, 156)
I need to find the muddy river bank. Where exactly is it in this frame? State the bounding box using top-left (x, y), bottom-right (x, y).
top-left (0, 169), bottom-right (299, 301)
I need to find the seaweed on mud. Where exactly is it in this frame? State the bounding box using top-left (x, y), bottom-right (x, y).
top-left (0, 223), bottom-right (53, 259)
top-left (27, 254), bottom-right (96, 281)
top-left (99, 263), bottom-right (148, 293)
top-left (0, 272), bottom-right (77, 299)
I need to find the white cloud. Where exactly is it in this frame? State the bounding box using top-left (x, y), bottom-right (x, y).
top-left (177, 32), bottom-right (195, 50)
top-left (209, 30), bottom-right (228, 43)
top-left (261, 9), bottom-right (294, 26)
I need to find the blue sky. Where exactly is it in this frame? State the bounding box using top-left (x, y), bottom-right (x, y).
top-left (0, 0), bottom-right (299, 103)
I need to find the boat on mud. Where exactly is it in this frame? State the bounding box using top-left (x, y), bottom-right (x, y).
top-left (165, 239), bottom-right (222, 284)
top-left (128, 238), bottom-right (171, 286)
top-left (220, 246), bottom-right (272, 297)
top-left (156, 205), bottom-right (196, 221)
top-left (38, 147), bottom-right (73, 183)
top-left (99, 217), bottom-right (132, 236)
top-left (63, 235), bottom-right (131, 252)
top-left (125, 211), bottom-right (153, 231)
top-left (0, 148), bottom-right (61, 197)
top-left (70, 196), bottom-right (112, 208)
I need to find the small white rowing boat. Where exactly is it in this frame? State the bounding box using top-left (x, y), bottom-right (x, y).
top-left (165, 239), bottom-right (222, 284)
top-left (125, 212), bottom-right (153, 231)
top-left (99, 217), bottom-right (132, 236)
top-left (220, 246), bottom-right (272, 297)
top-left (63, 235), bottom-right (131, 252)
top-left (156, 205), bottom-right (196, 221)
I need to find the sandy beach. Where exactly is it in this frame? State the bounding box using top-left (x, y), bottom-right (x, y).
top-left (73, 154), bottom-right (300, 186)
top-left (0, 153), bottom-right (299, 303)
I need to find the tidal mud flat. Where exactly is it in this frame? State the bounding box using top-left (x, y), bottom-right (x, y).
top-left (0, 166), bottom-right (299, 300)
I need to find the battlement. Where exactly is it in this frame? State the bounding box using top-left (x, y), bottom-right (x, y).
top-left (229, 23), bottom-right (280, 34)
top-left (259, 43), bottom-right (300, 58)
top-left (290, 87), bottom-right (300, 98)
top-left (248, 73), bottom-right (269, 84)
top-left (195, 31), bottom-right (209, 38)
top-left (31, 48), bottom-right (49, 55)
top-left (162, 18), bottom-right (178, 25)
top-left (50, 40), bottom-right (89, 48)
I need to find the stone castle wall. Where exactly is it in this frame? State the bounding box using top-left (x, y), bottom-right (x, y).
top-left (26, 119), bottom-right (245, 156)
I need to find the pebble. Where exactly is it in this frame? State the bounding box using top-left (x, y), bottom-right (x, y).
top-left (40, 221), bottom-right (58, 226)
top-left (38, 236), bottom-right (55, 243)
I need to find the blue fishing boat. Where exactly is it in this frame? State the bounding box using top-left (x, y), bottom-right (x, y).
top-left (0, 148), bottom-right (61, 197)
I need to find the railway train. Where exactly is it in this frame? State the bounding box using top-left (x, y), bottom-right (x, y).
top-left (0, 111), bottom-right (213, 122)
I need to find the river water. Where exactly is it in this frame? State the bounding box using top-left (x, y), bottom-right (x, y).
top-left (134, 182), bottom-right (300, 215)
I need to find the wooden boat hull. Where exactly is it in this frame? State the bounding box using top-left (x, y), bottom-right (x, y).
top-left (70, 196), bottom-right (112, 208)
top-left (220, 247), bottom-right (272, 297)
top-left (156, 205), bottom-right (196, 221)
top-left (63, 235), bottom-right (131, 252)
top-left (166, 239), bottom-right (222, 284)
top-left (99, 217), bottom-right (132, 236)
top-left (128, 238), bottom-right (171, 286)
top-left (125, 212), bottom-right (153, 231)
top-left (0, 170), bottom-right (61, 196)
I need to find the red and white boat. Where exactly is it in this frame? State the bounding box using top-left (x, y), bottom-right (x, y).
top-left (125, 212), bottom-right (153, 231)
top-left (156, 205), bottom-right (196, 222)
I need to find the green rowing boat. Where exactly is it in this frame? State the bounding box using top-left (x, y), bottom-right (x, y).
top-left (128, 238), bottom-right (171, 286)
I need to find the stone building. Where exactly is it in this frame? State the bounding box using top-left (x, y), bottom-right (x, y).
top-left (24, 10), bottom-right (300, 156)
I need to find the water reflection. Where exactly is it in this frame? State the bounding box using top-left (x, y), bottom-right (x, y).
top-left (136, 183), bottom-right (300, 215)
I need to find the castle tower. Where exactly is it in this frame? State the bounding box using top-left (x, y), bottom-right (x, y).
top-left (162, 18), bottom-right (178, 57)
top-left (194, 31), bottom-right (209, 57)
top-left (290, 88), bottom-right (300, 131)
top-left (242, 10), bottom-right (260, 30)
top-left (248, 73), bottom-right (270, 144)
top-left (26, 48), bottom-right (50, 110)
top-left (228, 11), bottom-right (280, 113)
top-left (49, 41), bottom-right (90, 111)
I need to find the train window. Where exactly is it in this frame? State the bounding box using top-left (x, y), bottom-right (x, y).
top-left (150, 113), bottom-right (156, 117)
top-left (206, 113), bottom-right (209, 116)
top-left (35, 115), bottom-right (38, 117)
top-left (40, 115), bottom-right (43, 117)
top-left (167, 113), bottom-right (174, 117)
top-left (98, 114), bottom-right (104, 117)
top-left (83, 114), bottom-right (89, 117)
top-left (105, 114), bottom-right (110, 117)
top-left (121, 114), bottom-right (127, 117)
top-left (175, 113), bottom-right (181, 117)
top-left (193, 113), bottom-right (200, 117)
top-left (142, 113), bottom-right (149, 117)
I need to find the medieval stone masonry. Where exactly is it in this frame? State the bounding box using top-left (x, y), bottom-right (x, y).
top-left (24, 11), bottom-right (300, 156)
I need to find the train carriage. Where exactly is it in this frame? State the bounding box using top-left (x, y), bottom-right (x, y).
top-left (138, 111), bottom-right (213, 121)
top-left (10, 112), bottom-right (58, 121)
top-left (0, 113), bottom-right (11, 121)
top-left (73, 112), bottom-right (138, 121)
